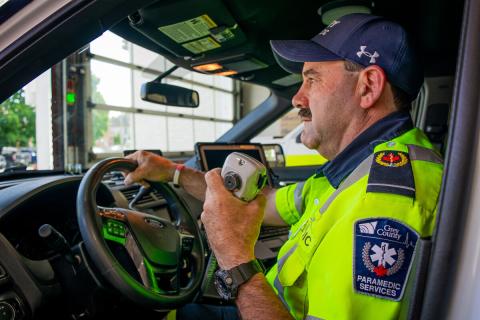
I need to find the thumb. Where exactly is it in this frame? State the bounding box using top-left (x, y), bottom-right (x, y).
top-left (204, 168), bottom-right (229, 194)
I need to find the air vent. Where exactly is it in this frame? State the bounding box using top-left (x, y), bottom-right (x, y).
top-left (119, 186), bottom-right (165, 206)
top-left (103, 171), bottom-right (126, 187)
top-left (120, 187), bottom-right (138, 202)
top-left (151, 189), bottom-right (164, 199)
top-left (136, 193), bottom-right (155, 205)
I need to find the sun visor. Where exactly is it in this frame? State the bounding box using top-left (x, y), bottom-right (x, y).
top-left (129, 0), bottom-right (247, 58)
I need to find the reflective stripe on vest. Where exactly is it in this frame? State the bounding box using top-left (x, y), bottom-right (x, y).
top-left (320, 154), bottom-right (373, 214)
top-left (294, 182), bottom-right (306, 216)
top-left (407, 144), bottom-right (443, 164)
top-left (273, 244), bottom-right (298, 310)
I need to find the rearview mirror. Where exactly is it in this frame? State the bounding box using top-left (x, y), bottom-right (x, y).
top-left (141, 82), bottom-right (199, 108)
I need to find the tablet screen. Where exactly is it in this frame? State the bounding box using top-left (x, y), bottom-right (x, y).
top-left (196, 143), bottom-right (272, 186)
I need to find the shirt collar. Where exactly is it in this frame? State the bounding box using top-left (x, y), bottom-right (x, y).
top-left (316, 111), bottom-right (413, 188)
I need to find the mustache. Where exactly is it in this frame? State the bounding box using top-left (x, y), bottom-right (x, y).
top-left (298, 109), bottom-right (312, 119)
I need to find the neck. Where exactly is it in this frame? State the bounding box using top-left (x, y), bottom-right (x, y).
top-left (321, 107), bottom-right (395, 160)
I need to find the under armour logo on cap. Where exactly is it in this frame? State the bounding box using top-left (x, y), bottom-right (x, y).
top-left (356, 46), bottom-right (380, 63)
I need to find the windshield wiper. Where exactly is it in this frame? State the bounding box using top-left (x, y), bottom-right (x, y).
top-left (3, 164), bottom-right (27, 173)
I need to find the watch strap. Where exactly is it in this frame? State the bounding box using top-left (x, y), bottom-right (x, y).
top-left (214, 259), bottom-right (265, 301)
top-left (229, 259), bottom-right (265, 287)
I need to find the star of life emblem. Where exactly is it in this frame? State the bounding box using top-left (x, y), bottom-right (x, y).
top-left (354, 218), bottom-right (419, 301)
top-left (356, 45), bottom-right (380, 63)
top-left (362, 242), bottom-right (405, 277)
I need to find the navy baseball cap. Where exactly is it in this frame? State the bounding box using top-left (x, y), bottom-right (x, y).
top-left (270, 13), bottom-right (423, 100)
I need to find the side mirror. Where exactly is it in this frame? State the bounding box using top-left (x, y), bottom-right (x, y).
top-left (262, 144), bottom-right (285, 167)
top-left (141, 82), bottom-right (199, 108)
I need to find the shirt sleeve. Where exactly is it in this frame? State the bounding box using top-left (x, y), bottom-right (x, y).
top-left (274, 179), bottom-right (310, 226)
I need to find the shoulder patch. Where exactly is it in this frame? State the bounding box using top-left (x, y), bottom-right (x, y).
top-left (367, 151), bottom-right (415, 198)
top-left (353, 218), bottom-right (419, 301)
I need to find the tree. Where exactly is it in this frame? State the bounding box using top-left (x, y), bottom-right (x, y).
top-left (93, 110), bottom-right (109, 142)
top-left (0, 90), bottom-right (36, 147)
top-left (91, 75), bottom-right (109, 142)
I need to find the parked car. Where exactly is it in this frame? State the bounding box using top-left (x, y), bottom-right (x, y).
top-left (0, 155), bottom-right (6, 170)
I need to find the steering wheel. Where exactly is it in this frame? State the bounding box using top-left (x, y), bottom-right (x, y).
top-left (76, 158), bottom-right (206, 309)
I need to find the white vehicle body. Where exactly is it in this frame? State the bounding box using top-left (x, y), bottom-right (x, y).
top-left (252, 123), bottom-right (326, 166)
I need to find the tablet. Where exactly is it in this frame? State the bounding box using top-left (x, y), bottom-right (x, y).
top-left (195, 142), bottom-right (273, 187)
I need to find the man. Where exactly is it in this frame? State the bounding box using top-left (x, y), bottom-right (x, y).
top-left (125, 13), bottom-right (443, 320)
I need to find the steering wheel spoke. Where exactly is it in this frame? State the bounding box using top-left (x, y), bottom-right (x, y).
top-left (143, 259), bottom-right (181, 294)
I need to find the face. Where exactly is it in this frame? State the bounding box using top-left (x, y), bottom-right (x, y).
top-left (292, 61), bottom-right (360, 159)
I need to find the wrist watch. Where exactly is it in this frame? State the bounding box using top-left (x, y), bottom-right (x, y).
top-left (214, 259), bottom-right (265, 301)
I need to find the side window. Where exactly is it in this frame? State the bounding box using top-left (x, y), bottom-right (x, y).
top-left (0, 31), bottom-right (239, 172)
top-left (253, 109), bottom-right (300, 140)
top-left (251, 109), bottom-right (327, 166)
top-left (89, 31), bottom-right (237, 156)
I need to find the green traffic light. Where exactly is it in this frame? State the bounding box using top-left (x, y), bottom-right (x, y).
top-left (66, 92), bottom-right (76, 104)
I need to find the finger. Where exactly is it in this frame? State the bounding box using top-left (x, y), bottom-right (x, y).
top-left (123, 173), bottom-right (134, 186)
top-left (125, 150), bottom-right (142, 160)
top-left (203, 182), bottom-right (219, 208)
top-left (124, 168), bottom-right (144, 186)
top-left (253, 192), bottom-right (267, 208)
top-left (245, 193), bottom-right (267, 217)
top-left (138, 180), bottom-right (150, 189)
top-left (200, 210), bottom-right (210, 225)
top-left (204, 168), bottom-right (228, 193)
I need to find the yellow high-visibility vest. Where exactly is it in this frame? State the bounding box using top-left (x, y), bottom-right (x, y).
top-left (267, 128), bottom-right (443, 320)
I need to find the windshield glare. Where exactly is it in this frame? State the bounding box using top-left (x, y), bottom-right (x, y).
top-left (0, 31), bottom-right (237, 174)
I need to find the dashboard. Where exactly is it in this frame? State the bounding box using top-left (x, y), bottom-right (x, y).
top-left (0, 172), bottom-right (187, 260)
top-left (0, 170), bottom-right (289, 319)
top-left (0, 172), bottom-right (205, 319)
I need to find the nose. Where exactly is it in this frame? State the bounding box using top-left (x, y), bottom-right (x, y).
top-left (292, 85), bottom-right (308, 109)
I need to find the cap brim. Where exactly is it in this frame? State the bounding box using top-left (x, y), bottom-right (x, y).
top-left (270, 40), bottom-right (341, 74)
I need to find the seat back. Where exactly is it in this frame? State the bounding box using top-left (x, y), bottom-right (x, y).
top-left (412, 76), bottom-right (453, 155)
top-left (399, 238), bottom-right (432, 320)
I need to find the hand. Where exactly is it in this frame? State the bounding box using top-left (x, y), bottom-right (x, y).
top-left (124, 151), bottom-right (177, 186)
top-left (201, 168), bottom-right (266, 269)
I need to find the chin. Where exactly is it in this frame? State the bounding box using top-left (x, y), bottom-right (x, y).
top-left (300, 135), bottom-right (319, 150)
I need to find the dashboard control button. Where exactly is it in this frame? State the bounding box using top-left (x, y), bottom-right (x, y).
top-left (106, 220), bottom-right (126, 237)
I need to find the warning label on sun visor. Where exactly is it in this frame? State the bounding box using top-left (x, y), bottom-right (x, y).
top-left (182, 37), bottom-right (220, 54)
top-left (158, 14), bottom-right (217, 43)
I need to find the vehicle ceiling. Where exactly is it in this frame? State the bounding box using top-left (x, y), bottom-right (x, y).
top-left (0, 0), bottom-right (463, 104)
top-left (111, 0), bottom-right (463, 96)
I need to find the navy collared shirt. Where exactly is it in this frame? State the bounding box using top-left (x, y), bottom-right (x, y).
top-left (315, 111), bottom-right (414, 188)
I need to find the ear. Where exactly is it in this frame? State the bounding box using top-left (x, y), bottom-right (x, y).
top-left (356, 65), bottom-right (386, 109)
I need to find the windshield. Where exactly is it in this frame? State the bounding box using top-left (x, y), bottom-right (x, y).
top-left (0, 0), bottom-right (31, 24)
top-left (0, 31), bottom-right (238, 174)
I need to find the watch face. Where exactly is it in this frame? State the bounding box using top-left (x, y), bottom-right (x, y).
top-left (214, 269), bottom-right (236, 301)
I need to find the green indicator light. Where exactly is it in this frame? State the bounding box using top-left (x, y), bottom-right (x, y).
top-left (66, 92), bottom-right (76, 104)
